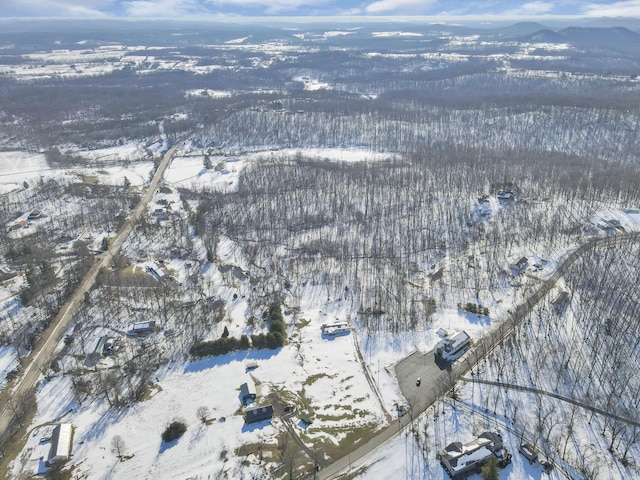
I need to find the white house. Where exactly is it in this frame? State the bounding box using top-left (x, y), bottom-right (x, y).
top-left (435, 330), bottom-right (471, 362)
top-left (321, 322), bottom-right (350, 336)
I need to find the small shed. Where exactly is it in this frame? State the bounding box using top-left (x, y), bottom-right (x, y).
top-left (245, 361), bottom-right (258, 371)
top-left (47, 423), bottom-right (73, 465)
top-left (519, 442), bottom-right (539, 464)
top-left (299, 412), bottom-right (313, 425)
top-left (245, 405), bottom-right (273, 424)
top-left (240, 380), bottom-right (257, 405)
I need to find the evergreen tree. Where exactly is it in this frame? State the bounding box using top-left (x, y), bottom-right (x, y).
top-left (481, 456), bottom-right (500, 480)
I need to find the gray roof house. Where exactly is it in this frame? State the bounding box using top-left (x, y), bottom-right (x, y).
top-left (240, 380), bottom-right (257, 405)
top-left (439, 431), bottom-right (511, 479)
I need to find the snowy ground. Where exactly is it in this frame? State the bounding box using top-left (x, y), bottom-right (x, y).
top-left (0, 346), bottom-right (18, 390)
top-left (0, 151), bottom-right (50, 192)
top-left (75, 162), bottom-right (154, 187)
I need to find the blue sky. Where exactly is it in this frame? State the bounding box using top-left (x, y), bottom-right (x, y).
top-left (0, 0), bottom-right (638, 18)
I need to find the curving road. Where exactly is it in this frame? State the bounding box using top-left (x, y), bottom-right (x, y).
top-left (319, 232), bottom-right (640, 479)
top-left (0, 135), bottom-right (192, 450)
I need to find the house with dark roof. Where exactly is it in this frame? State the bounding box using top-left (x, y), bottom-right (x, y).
top-left (510, 256), bottom-right (529, 272)
top-left (244, 405), bottom-right (273, 424)
top-left (240, 379), bottom-right (257, 405)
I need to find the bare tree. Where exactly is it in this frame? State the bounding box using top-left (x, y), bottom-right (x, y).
top-left (111, 435), bottom-right (126, 460)
top-left (197, 406), bottom-right (210, 424)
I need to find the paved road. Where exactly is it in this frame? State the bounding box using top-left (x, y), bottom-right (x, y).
top-left (0, 135), bottom-right (191, 447)
top-left (319, 232), bottom-right (640, 479)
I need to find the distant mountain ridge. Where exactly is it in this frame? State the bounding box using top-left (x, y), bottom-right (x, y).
top-left (519, 26), bottom-right (640, 55)
top-left (522, 29), bottom-right (566, 43)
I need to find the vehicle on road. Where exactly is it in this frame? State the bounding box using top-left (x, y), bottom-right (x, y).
top-left (416, 378), bottom-right (421, 386)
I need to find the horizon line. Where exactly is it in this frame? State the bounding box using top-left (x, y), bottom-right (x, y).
top-left (0, 14), bottom-right (639, 23)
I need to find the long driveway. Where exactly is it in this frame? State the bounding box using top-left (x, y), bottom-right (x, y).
top-left (0, 135), bottom-right (191, 446)
top-left (319, 232), bottom-right (639, 479)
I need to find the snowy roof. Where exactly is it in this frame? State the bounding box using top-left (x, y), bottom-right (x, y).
top-left (131, 320), bottom-right (156, 332)
top-left (441, 432), bottom-right (502, 477)
top-left (48, 423), bottom-right (72, 463)
top-left (447, 331), bottom-right (470, 350)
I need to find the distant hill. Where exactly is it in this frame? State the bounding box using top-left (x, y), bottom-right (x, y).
top-left (490, 22), bottom-right (550, 37)
top-left (523, 29), bottom-right (567, 43)
top-left (558, 26), bottom-right (640, 54)
top-left (582, 17), bottom-right (640, 31)
top-left (516, 26), bottom-right (640, 56)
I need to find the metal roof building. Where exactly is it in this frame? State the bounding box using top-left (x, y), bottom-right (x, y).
top-left (47, 423), bottom-right (73, 465)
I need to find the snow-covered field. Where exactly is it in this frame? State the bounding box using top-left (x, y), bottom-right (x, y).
top-left (64, 143), bottom-right (159, 164)
top-left (73, 162), bottom-right (154, 187)
top-left (166, 148), bottom-right (398, 192)
top-left (13, 292), bottom-right (497, 479)
top-left (0, 151), bottom-right (50, 192)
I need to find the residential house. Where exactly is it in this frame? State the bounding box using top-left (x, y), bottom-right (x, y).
top-left (439, 431), bottom-right (511, 479)
top-left (129, 320), bottom-right (156, 335)
top-left (321, 322), bottom-right (350, 336)
top-left (435, 330), bottom-right (471, 363)
top-left (510, 256), bottom-right (529, 272)
top-left (244, 405), bottom-right (273, 424)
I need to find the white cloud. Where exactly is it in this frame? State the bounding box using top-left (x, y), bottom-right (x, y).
top-left (503, 1), bottom-right (556, 15)
top-left (202, 0), bottom-right (331, 15)
top-left (0, 0), bottom-right (112, 17)
top-left (364, 0), bottom-right (437, 14)
top-left (582, 0), bottom-right (640, 16)
top-left (123, 0), bottom-right (207, 16)
top-left (1, 0), bottom-right (331, 17)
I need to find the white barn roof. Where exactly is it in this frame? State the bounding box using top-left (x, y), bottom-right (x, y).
top-left (48, 423), bottom-right (72, 464)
